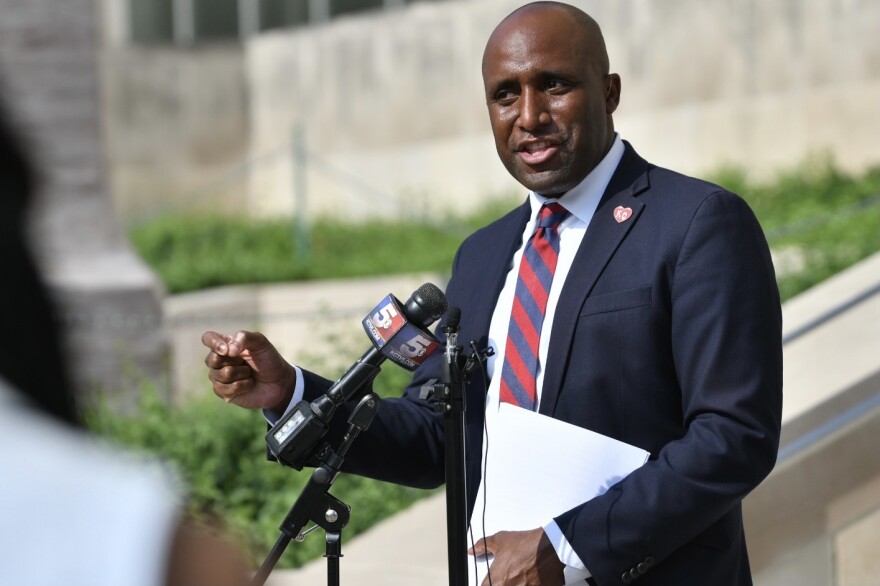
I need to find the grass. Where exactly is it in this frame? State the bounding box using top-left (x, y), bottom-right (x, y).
top-left (129, 199), bottom-right (517, 294)
top-left (130, 156), bottom-right (880, 302)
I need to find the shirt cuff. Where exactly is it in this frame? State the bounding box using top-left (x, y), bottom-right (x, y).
top-left (262, 364), bottom-right (305, 425)
top-left (543, 520), bottom-right (590, 574)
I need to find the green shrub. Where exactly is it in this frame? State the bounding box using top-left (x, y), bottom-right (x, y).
top-left (85, 364), bottom-right (432, 570)
top-left (129, 198), bottom-right (520, 294)
top-left (131, 158), bottom-right (880, 302)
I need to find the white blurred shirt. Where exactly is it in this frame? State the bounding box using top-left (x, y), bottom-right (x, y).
top-left (0, 378), bottom-right (181, 586)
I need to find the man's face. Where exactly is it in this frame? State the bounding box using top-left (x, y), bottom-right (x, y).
top-left (482, 9), bottom-right (619, 197)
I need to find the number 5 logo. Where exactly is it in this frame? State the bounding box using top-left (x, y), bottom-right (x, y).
top-left (399, 334), bottom-right (433, 358)
top-left (372, 303), bottom-right (398, 329)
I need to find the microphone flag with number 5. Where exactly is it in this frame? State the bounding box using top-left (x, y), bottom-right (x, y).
top-left (363, 294), bottom-right (441, 370)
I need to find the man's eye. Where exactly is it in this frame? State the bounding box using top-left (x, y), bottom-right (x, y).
top-left (546, 80), bottom-right (568, 92)
top-left (493, 89), bottom-right (517, 104)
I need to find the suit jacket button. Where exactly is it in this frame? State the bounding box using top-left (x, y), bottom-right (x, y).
top-left (621, 571), bottom-right (633, 584)
top-left (644, 556), bottom-right (655, 567)
top-left (637, 562), bottom-right (649, 574)
top-left (630, 568), bottom-right (641, 580)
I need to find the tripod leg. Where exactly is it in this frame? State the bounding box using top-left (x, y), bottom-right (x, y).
top-left (251, 534), bottom-right (292, 586)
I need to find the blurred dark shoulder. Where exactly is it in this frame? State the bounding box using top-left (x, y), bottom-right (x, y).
top-left (0, 89), bottom-right (79, 427)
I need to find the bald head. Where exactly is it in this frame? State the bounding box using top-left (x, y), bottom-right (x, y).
top-left (483, 2), bottom-right (610, 79)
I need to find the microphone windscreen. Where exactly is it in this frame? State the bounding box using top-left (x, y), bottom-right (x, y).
top-left (445, 307), bottom-right (462, 330)
top-left (405, 283), bottom-right (448, 327)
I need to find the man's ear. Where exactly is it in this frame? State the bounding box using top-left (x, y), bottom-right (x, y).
top-left (605, 73), bottom-right (621, 114)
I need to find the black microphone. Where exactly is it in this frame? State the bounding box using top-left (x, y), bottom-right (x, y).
top-left (267, 283), bottom-right (448, 469)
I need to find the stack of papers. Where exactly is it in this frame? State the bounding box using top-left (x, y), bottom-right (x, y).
top-left (467, 404), bottom-right (650, 585)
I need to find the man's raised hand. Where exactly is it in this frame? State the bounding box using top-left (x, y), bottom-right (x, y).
top-left (202, 330), bottom-right (296, 412)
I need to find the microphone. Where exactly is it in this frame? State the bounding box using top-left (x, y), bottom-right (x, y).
top-left (267, 283), bottom-right (448, 469)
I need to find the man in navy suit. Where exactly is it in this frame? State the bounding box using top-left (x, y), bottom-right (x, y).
top-left (203, 3), bottom-right (782, 584)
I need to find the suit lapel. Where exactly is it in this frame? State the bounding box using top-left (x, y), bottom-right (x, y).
top-left (539, 144), bottom-right (652, 416)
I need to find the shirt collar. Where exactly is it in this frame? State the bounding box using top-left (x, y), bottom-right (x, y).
top-left (528, 133), bottom-right (625, 225)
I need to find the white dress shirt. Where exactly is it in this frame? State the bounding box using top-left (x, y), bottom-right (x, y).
top-left (471, 134), bottom-right (625, 579)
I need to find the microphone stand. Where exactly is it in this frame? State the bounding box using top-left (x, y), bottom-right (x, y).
top-left (251, 394), bottom-right (380, 586)
top-left (422, 308), bottom-right (492, 586)
top-left (440, 313), bottom-right (468, 586)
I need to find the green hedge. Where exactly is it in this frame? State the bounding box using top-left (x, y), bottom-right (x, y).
top-left (85, 366), bottom-right (431, 570)
top-left (130, 157), bottom-right (880, 303)
top-left (129, 199), bottom-right (516, 294)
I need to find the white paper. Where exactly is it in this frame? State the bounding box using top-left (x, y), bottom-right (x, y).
top-left (468, 403), bottom-right (650, 586)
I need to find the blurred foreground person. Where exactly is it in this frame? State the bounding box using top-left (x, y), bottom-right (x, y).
top-left (0, 87), bottom-right (249, 586)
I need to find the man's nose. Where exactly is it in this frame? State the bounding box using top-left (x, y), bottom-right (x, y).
top-left (518, 87), bottom-right (551, 131)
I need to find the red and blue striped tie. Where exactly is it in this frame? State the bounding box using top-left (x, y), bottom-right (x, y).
top-left (499, 202), bottom-right (569, 410)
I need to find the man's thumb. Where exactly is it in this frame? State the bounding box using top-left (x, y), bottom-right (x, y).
top-left (468, 536), bottom-right (492, 557)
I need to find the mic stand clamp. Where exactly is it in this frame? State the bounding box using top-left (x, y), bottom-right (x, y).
top-left (251, 394), bottom-right (381, 586)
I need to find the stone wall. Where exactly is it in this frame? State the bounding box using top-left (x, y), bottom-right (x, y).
top-left (100, 45), bottom-right (250, 221)
top-left (241, 0), bottom-right (880, 220)
top-left (745, 252), bottom-right (880, 585)
top-left (100, 0), bottom-right (880, 224)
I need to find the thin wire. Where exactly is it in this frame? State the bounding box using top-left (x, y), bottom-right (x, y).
top-left (482, 399), bottom-right (493, 586)
top-left (465, 339), bottom-right (492, 586)
top-left (468, 339), bottom-right (495, 586)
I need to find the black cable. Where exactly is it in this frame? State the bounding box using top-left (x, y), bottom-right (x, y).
top-left (469, 340), bottom-right (494, 586)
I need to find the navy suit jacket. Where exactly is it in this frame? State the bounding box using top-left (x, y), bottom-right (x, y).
top-left (302, 142), bottom-right (783, 585)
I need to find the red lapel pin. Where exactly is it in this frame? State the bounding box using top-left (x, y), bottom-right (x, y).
top-left (613, 206), bottom-right (633, 223)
